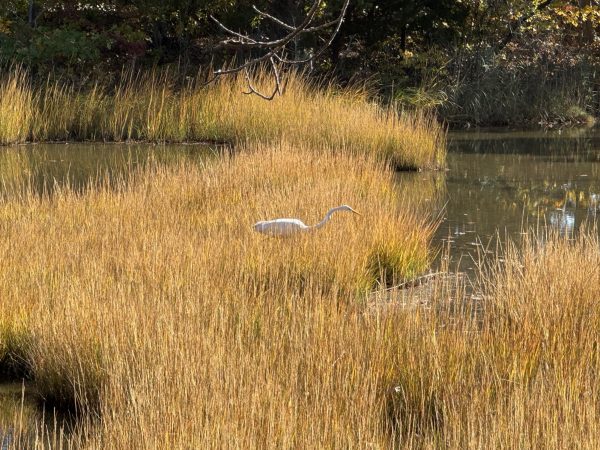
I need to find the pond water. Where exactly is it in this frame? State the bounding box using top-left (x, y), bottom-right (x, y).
top-left (0, 143), bottom-right (218, 442)
top-left (0, 382), bottom-right (73, 448)
top-left (431, 128), bottom-right (600, 272)
top-left (0, 143), bottom-right (216, 197)
top-left (2, 133), bottom-right (600, 271)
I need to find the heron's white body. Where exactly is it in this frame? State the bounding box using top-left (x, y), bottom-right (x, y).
top-left (253, 218), bottom-right (310, 236)
top-left (253, 205), bottom-right (359, 237)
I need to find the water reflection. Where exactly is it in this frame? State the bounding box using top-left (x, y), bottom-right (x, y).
top-left (0, 382), bottom-right (70, 448)
top-left (0, 143), bottom-right (217, 198)
top-left (431, 128), bottom-right (600, 273)
top-left (589, 193), bottom-right (600, 215)
top-left (548, 208), bottom-right (576, 236)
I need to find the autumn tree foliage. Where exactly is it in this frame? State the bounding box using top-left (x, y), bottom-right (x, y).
top-left (0, 1), bottom-right (598, 125)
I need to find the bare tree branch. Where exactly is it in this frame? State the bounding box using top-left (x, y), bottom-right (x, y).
top-left (211, 0), bottom-right (321, 50)
top-left (208, 0), bottom-right (350, 100)
top-left (243, 57), bottom-right (282, 100)
top-left (210, 15), bottom-right (260, 46)
top-left (273, 0), bottom-right (350, 66)
top-left (251, 5), bottom-right (340, 33)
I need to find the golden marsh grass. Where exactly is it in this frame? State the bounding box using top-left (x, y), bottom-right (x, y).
top-left (0, 139), bottom-right (599, 448)
top-left (0, 69), bottom-right (32, 145)
top-left (0, 141), bottom-right (433, 442)
top-left (0, 68), bottom-right (445, 170)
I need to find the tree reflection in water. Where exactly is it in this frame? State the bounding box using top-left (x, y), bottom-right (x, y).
top-left (421, 128), bottom-right (600, 273)
top-left (0, 143), bottom-right (216, 199)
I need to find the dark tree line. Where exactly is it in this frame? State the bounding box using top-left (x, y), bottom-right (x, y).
top-left (0, 1), bottom-right (599, 123)
top-left (1, 1), bottom-right (595, 77)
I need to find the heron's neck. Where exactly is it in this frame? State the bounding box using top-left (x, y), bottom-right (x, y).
top-left (313, 206), bottom-right (344, 229)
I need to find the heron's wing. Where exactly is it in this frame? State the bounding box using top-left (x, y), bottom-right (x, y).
top-left (273, 219), bottom-right (306, 226)
top-left (258, 219), bottom-right (309, 236)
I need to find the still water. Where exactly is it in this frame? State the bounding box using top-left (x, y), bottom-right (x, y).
top-left (0, 143), bottom-right (215, 197)
top-left (0, 382), bottom-right (72, 448)
top-left (0, 143), bottom-right (218, 443)
top-left (432, 128), bottom-right (600, 272)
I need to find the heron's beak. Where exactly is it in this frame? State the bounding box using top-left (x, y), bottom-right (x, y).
top-left (352, 210), bottom-right (361, 216)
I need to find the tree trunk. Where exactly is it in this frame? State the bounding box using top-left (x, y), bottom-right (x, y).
top-left (400, 24), bottom-right (407, 52)
top-left (28, 0), bottom-right (35, 27)
top-left (579, 0), bottom-right (595, 44)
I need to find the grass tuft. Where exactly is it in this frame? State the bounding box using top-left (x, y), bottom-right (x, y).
top-left (0, 68), bottom-right (32, 145)
top-left (0, 68), bottom-right (445, 170)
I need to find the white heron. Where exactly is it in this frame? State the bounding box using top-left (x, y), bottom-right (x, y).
top-left (253, 205), bottom-right (360, 236)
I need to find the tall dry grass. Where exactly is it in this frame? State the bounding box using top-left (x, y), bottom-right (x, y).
top-left (0, 141), bottom-right (433, 447)
top-left (0, 69), bottom-right (32, 145)
top-left (0, 68), bottom-right (445, 170)
top-left (382, 230), bottom-right (600, 449)
top-left (1, 138), bottom-right (599, 448)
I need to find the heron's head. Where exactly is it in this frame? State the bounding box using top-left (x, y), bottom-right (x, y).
top-left (340, 205), bottom-right (361, 215)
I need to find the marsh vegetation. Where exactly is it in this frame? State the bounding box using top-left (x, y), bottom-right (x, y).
top-left (0, 1), bottom-right (599, 448)
top-left (0, 68), bottom-right (445, 170)
top-left (0, 131), bottom-right (598, 448)
top-left (1, 148), bottom-right (600, 447)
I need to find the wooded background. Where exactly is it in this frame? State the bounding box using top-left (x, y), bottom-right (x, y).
top-left (1, 1), bottom-right (598, 125)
